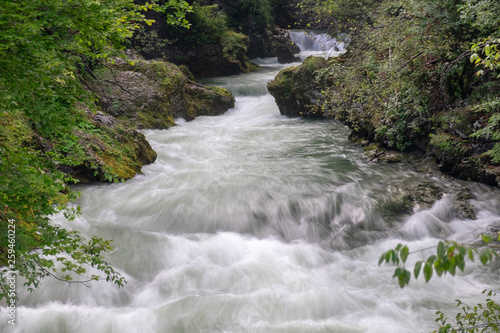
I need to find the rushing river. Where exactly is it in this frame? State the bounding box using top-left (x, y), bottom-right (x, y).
top-left (3, 32), bottom-right (500, 333)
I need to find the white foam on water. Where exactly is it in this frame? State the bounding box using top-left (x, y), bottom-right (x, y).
top-left (3, 31), bottom-right (500, 333)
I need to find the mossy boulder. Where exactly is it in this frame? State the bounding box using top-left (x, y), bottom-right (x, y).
top-left (1, 107), bottom-right (156, 184)
top-left (183, 85), bottom-right (236, 120)
top-left (72, 56), bottom-right (236, 182)
top-left (175, 31), bottom-right (259, 77)
top-left (267, 56), bottom-right (329, 117)
top-left (88, 57), bottom-right (235, 129)
top-left (67, 109), bottom-right (157, 182)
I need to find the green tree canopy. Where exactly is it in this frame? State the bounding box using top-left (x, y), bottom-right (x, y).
top-left (0, 0), bottom-right (190, 300)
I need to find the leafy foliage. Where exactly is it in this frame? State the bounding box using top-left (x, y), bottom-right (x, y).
top-left (292, 0), bottom-right (379, 32)
top-left (470, 97), bottom-right (500, 163)
top-left (161, 0), bottom-right (280, 49)
top-left (0, 0), bottom-right (189, 300)
top-left (182, 3), bottom-right (228, 46)
top-left (471, 38), bottom-right (500, 79)
top-left (379, 236), bottom-right (499, 287)
top-left (468, 38), bottom-right (500, 163)
top-left (156, 0), bottom-right (192, 27)
top-left (150, 2), bottom-right (228, 48)
top-left (379, 237), bottom-right (500, 332)
top-left (223, 0), bottom-right (274, 30)
top-left (434, 290), bottom-right (500, 333)
top-left (309, 0), bottom-right (500, 168)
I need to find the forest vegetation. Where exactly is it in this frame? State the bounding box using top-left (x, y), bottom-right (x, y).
top-left (1, 0), bottom-right (499, 331)
top-left (0, 0), bottom-right (191, 299)
top-left (271, 0), bottom-right (500, 185)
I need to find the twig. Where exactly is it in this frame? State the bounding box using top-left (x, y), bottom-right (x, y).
top-left (379, 51), bottom-right (425, 83)
top-left (103, 79), bottom-right (149, 104)
top-left (35, 261), bottom-right (92, 288)
top-left (100, 62), bottom-right (149, 103)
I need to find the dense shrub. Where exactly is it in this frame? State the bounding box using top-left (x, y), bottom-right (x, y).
top-left (315, 0), bottom-right (499, 162)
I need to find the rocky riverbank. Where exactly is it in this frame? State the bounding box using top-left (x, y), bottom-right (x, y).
top-left (57, 0), bottom-right (304, 182)
top-left (66, 54), bottom-right (236, 182)
top-left (267, 53), bottom-right (500, 187)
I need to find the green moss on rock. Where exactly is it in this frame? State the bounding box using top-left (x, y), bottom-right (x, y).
top-left (69, 109), bottom-right (157, 182)
top-left (89, 56), bottom-right (235, 129)
top-left (267, 56), bottom-right (328, 117)
top-left (183, 85), bottom-right (235, 120)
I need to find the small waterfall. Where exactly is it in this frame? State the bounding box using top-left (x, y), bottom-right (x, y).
top-left (289, 31), bottom-right (346, 56)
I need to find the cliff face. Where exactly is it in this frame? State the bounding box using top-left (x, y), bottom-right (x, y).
top-left (131, 2), bottom-right (300, 77)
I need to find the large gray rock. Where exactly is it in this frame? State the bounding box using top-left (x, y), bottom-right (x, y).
top-left (88, 57), bottom-right (235, 129)
top-left (55, 107), bottom-right (157, 183)
top-left (269, 28), bottom-right (300, 64)
top-left (267, 56), bottom-right (328, 117)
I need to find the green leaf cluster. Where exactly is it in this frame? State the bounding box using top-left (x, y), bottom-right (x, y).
top-left (149, 0), bottom-right (279, 50)
top-left (224, 0), bottom-right (274, 30)
top-left (0, 0), bottom-right (188, 300)
top-left (377, 226), bottom-right (500, 332)
top-left (434, 290), bottom-right (500, 333)
top-left (153, 2), bottom-right (228, 48)
top-left (471, 38), bottom-right (500, 78)
top-left (379, 237), bottom-right (499, 288)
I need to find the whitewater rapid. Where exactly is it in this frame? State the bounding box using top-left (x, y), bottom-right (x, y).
top-left (2, 32), bottom-right (500, 333)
